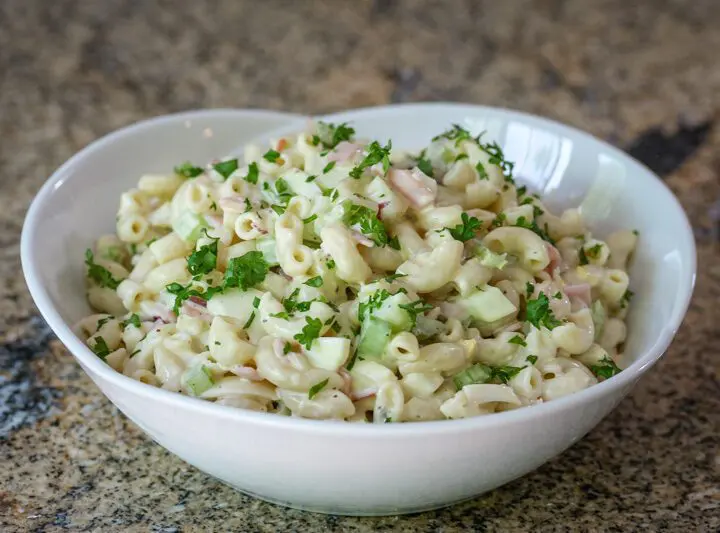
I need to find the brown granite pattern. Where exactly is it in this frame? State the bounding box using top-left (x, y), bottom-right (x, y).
top-left (1, 0), bottom-right (720, 531)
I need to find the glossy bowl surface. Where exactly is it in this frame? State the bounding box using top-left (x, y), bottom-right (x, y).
top-left (21, 104), bottom-right (696, 515)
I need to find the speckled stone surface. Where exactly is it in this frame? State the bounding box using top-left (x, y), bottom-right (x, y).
top-left (1, 0), bottom-right (719, 531)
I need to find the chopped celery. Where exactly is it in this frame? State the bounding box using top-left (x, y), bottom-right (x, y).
top-left (591, 300), bottom-right (606, 341)
top-left (256, 237), bottom-right (279, 266)
top-left (357, 318), bottom-right (392, 360)
top-left (172, 211), bottom-right (207, 241)
top-left (476, 245), bottom-right (508, 270)
top-left (185, 365), bottom-right (214, 396)
top-left (453, 363), bottom-right (492, 391)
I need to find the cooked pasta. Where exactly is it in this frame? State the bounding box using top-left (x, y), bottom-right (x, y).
top-left (79, 122), bottom-right (636, 422)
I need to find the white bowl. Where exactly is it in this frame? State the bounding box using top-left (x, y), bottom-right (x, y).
top-left (21, 104), bottom-right (696, 516)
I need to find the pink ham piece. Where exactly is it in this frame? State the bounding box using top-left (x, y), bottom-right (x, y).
top-left (338, 368), bottom-right (353, 396)
top-left (350, 229), bottom-right (375, 248)
top-left (388, 168), bottom-right (437, 208)
top-left (545, 243), bottom-right (563, 273)
top-left (182, 299), bottom-right (212, 321)
top-left (351, 388), bottom-right (377, 402)
top-left (204, 214), bottom-right (223, 228)
top-left (218, 196), bottom-right (247, 212)
top-left (230, 366), bottom-right (264, 381)
top-left (328, 142), bottom-right (364, 163)
top-left (144, 302), bottom-right (176, 324)
top-left (564, 283), bottom-right (592, 308)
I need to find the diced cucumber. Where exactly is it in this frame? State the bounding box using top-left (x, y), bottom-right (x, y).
top-left (256, 237), bottom-right (279, 266)
top-left (373, 292), bottom-right (413, 332)
top-left (206, 288), bottom-right (264, 324)
top-left (357, 318), bottom-right (392, 360)
top-left (172, 211), bottom-right (207, 241)
top-left (459, 285), bottom-right (517, 323)
top-left (306, 337), bottom-right (351, 371)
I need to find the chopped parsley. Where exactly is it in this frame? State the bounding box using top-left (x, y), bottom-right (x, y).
top-left (174, 162), bottom-right (204, 178)
top-left (416, 156), bottom-right (434, 178)
top-left (263, 149), bottom-right (282, 163)
top-left (294, 317), bottom-right (323, 350)
top-left (553, 291), bottom-right (562, 299)
top-left (585, 243), bottom-right (603, 260)
top-left (316, 121), bottom-right (355, 149)
top-left (243, 311), bottom-right (256, 329)
top-left (326, 258), bottom-right (336, 269)
top-left (322, 161), bottom-right (336, 174)
top-left (525, 293), bottom-right (562, 330)
top-left (244, 162), bottom-right (259, 184)
top-left (383, 273), bottom-right (407, 283)
top-left (432, 124), bottom-right (476, 145)
top-left (122, 314), bottom-right (141, 329)
top-left (166, 282), bottom-right (218, 314)
top-left (475, 161), bottom-right (489, 180)
top-left (508, 335), bottom-right (527, 347)
top-left (620, 289), bottom-right (634, 309)
top-left (91, 336), bottom-right (110, 360)
top-left (342, 201), bottom-right (390, 246)
top-left (96, 317), bottom-right (111, 329)
top-left (224, 251), bottom-right (269, 291)
top-left (308, 377), bottom-right (330, 399)
top-left (213, 159), bottom-right (238, 180)
top-left (305, 175), bottom-right (317, 183)
top-left (274, 178), bottom-right (293, 203)
top-left (526, 282), bottom-right (535, 298)
top-left (526, 355), bottom-right (538, 365)
top-left (480, 141), bottom-right (514, 183)
top-left (491, 365), bottom-right (524, 384)
top-left (271, 204), bottom-right (286, 215)
top-left (85, 249), bottom-right (122, 289)
top-left (302, 214), bottom-right (317, 224)
top-left (358, 289), bottom-right (392, 322)
top-left (447, 212), bottom-right (482, 242)
top-left (399, 300), bottom-right (433, 327)
top-left (187, 238), bottom-right (218, 276)
top-left (305, 276), bottom-right (323, 288)
top-left (490, 212), bottom-right (507, 229)
top-left (349, 140), bottom-right (392, 179)
top-left (590, 357), bottom-right (621, 380)
top-left (514, 216), bottom-right (555, 244)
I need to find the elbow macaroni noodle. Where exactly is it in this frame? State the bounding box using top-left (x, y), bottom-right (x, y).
top-left (80, 122), bottom-right (636, 422)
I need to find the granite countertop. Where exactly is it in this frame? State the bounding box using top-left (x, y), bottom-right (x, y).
top-left (1, 0), bottom-right (719, 531)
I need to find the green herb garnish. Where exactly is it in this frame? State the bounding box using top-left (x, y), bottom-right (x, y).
top-left (224, 251), bottom-right (269, 291)
top-left (447, 212), bottom-right (482, 242)
top-left (525, 293), bottom-right (562, 330)
top-left (591, 357), bottom-right (621, 380)
top-left (294, 317), bottom-right (323, 350)
top-left (187, 238), bottom-right (218, 276)
top-left (508, 335), bottom-right (527, 347)
top-left (85, 249), bottom-right (122, 289)
top-left (349, 141), bottom-right (392, 179)
top-left (174, 162), bottom-right (204, 178)
top-left (213, 159), bottom-right (238, 180)
top-left (308, 378), bottom-right (330, 399)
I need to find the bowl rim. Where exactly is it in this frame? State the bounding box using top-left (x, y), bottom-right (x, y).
top-left (21, 103), bottom-right (697, 436)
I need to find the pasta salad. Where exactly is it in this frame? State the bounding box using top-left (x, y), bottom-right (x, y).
top-left (78, 122), bottom-right (637, 422)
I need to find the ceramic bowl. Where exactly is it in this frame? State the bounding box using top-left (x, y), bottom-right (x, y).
top-left (21, 104), bottom-right (696, 515)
